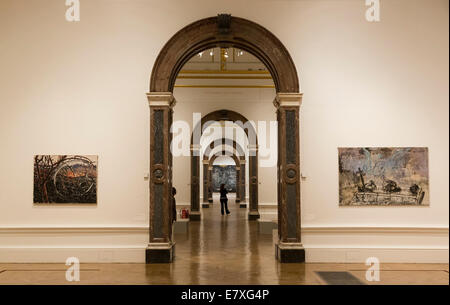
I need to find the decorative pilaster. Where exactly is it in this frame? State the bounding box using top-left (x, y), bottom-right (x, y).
top-left (248, 145), bottom-right (260, 220)
top-left (239, 158), bottom-right (247, 208)
top-left (190, 144), bottom-right (201, 220)
top-left (274, 93), bottom-right (305, 263)
top-left (146, 92), bottom-right (176, 263)
top-left (207, 166), bottom-right (213, 202)
top-left (235, 165), bottom-right (241, 203)
top-left (202, 159), bottom-right (210, 208)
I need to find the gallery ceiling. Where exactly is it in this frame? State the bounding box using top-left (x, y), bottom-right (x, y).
top-left (174, 47), bottom-right (275, 89)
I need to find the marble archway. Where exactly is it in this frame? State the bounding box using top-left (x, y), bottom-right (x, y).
top-left (146, 14), bottom-right (303, 263)
top-left (206, 151), bottom-right (243, 205)
top-left (204, 146), bottom-right (246, 206)
top-left (190, 111), bottom-right (258, 221)
top-left (202, 139), bottom-right (246, 207)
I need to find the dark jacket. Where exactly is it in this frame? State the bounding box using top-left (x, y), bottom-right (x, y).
top-left (220, 188), bottom-right (228, 200)
top-left (172, 195), bottom-right (177, 223)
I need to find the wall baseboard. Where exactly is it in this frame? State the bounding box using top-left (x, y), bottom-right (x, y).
top-left (0, 226), bottom-right (447, 263)
top-left (305, 248), bottom-right (449, 263)
top-left (0, 226), bottom-right (148, 263)
top-left (0, 247), bottom-right (145, 263)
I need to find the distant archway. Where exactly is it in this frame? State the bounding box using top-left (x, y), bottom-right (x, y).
top-left (203, 143), bottom-right (246, 206)
top-left (207, 151), bottom-right (242, 206)
top-left (190, 109), bottom-right (258, 221)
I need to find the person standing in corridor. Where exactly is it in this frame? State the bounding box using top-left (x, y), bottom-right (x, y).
top-left (220, 184), bottom-right (230, 215)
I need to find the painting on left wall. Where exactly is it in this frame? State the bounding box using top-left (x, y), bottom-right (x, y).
top-left (33, 155), bottom-right (98, 204)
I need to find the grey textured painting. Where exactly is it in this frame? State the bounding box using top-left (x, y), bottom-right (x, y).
top-left (212, 165), bottom-right (236, 192)
top-left (338, 147), bottom-right (429, 206)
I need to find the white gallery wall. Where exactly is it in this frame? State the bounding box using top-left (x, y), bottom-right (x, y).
top-left (0, 0), bottom-right (448, 263)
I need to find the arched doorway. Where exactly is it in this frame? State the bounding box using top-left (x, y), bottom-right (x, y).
top-left (206, 150), bottom-right (245, 206)
top-left (190, 109), bottom-right (258, 221)
top-left (206, 150), bottom-right (241, 200)
top-left (202, 139), bottom-right (246, 207)
top-left (146, 14), bottom-right (303, 263)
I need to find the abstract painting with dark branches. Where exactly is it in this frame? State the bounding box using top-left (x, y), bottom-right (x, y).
top-left (33, 155), bottom-right (97, 204)
top-left (338, 148), bottom-right (429, 206)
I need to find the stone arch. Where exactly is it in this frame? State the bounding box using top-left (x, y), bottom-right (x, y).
top-left (203, 138), bottom-right (245, 157)
top-left (190, 109), bottom-right (258, 221)
top-left (206, 151), bottom-right (242, 211)
top-left (146, 14), bottom-right (304, 264)
top-left (202, 142), bottom-right (246, 206)
top-left (150, 15), bottom-right (299, 93)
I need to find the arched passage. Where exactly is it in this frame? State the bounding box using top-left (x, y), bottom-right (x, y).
top-left (150, 15), bottom-right (299, 93)
top-left (204, 144), bottom-right (246, 206)
top-left (190, 109), bottom-right (259, 221)
top-left (146, 14), bottom-right (304, 264)
top-left (207, 151), bottom-right (243, 207)
top-left (202, 139), bottom-right (247, 207)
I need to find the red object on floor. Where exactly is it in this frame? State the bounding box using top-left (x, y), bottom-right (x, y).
top-left (181, 209), bottom-right (190, 219)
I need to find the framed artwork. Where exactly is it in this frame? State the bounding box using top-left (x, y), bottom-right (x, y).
top-left (212, 165), bottom-right (237, 192)
top-left (338, 147), bottom-right (429, 206)
top-left (33, 155), bottom-right (98, 204)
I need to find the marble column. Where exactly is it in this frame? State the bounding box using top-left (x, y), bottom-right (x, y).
top-left (190, 144), bottom-right (201, 221)
top-left (146, 92), bottom-right (176, 263)
top-left (207, 166), bottom-right (213, 202)
top-left (202, 160), bottom-right (210, 208)
top-left (248, 145), bottom-right (260, 220)
top-left (239, 158), bottom-right (247, 208)
top-left (235, 165), bottom-right (241, 203)
top-left (274, 93), bottom-right (305, 263)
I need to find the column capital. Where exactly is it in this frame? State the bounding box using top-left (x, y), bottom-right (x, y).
top-left (147, 92), bottom-right (176, 108)
top-left (248, 144), bottom-right (258, 151)
top-left (202, 159), bottom-right (210, 164)
top-left (273, 93), bottom-right (303, 108)
top-left (190, 144), bottom-right (201, 151)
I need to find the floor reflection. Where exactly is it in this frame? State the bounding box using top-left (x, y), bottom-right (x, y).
top-left (0, 194), bottom-right (447, 285)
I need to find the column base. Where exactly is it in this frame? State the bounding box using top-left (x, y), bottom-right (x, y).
top-left (240, 203), bottom-right (247, 208)
top-left (248, 210), bottom-right (260, 220)
top-left (208, 199), bottom-right (213, 203)
top-left (189, 211), bottom-right (201, 221)
top-left (201, 203), bottom-right (210, 208)
top-left (146, 242), bottom-right (175, 263)
top-left (275, 242), bottom-right (305, 263)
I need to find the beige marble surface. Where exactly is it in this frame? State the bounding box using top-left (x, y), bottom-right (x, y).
top-left (0, 200), bottom-right (448, 285)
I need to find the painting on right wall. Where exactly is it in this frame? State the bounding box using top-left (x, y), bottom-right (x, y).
top-left (338, 147), bottom-right (429, 206)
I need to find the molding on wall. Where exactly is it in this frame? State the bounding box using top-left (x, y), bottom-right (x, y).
top-left (0, 226), bottom-right (148, 234)
top-left (0, 247), bottom-right (145, 263)
top-left (0, 226), bottom-right (447, 263)
top-left (0, 225), bottom-right (447, 234)
top-left (305, 248), bottom-right (449, 263)
top-left (301, 226), bottom-right (449, 234)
